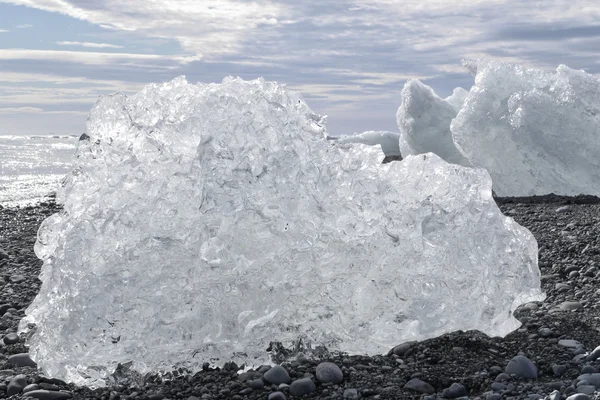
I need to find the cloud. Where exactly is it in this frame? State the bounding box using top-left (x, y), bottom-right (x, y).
top-left (56, 41), bottom-right (124, 49)
top-left (0, 106), bottom-right (43, 113)
top-left (0, 48), bottom-right (199, 66)
top-left (0, 29), bottom-right (8, 32)
top-left (2, 0), bottom-right (600, 135)
top-left (16, 23), bottom-right (33, 28)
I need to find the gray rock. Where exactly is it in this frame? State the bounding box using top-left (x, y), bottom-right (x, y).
top-left (263, 365), bottom-right (290, 385)
top-left (559, 339), bottom-right (582, 348)
top-left (0, 304), bottom-right (10, 315)
top-left (577, 373), bottom-right (600, 388)
top-left (9, 274), bottom-right (26, 283)
top-left (556, 205), bottom-right (571, 213)
top-left (7, 374), bottom-right (27, 396)
top-left (586, 345), bottom-right (600, 361)
top-left (494, 372), bottom-right (511, 382)
top-left (248, 378), bottom-right (264, 389)
top-left (8, 353), bottom-right (37, 367)
top-left (289, 378), bottom-right (316, 397)
top-left (343, 388), bottom-right (359, 399)
top-left (581, 365), bottom-right (597, 374)
top-left (553, 364), bottom-right (568, 376)
top-left (566, 394), bottom-right (591, 400)
top-left (490, 382), bottom-right (506, 391)
top-left (315, 362), bottom-right (343, 384)
top-left (267, 392), bottom-right (286, 400)
top-left (442, 382), bottom-right (467, 398)
top-left (404, 378), bottom-right (435, 394)
top-left (23, 390), bottom-right (73, 399)
top-left (559, 301), bottom-right (583, 311)
top-left (576, 385), bottom-right (596, 395)
top-left (23, 383), bottom-right (39, 392)
top-left (505, 355), bottom-right (537, 379)
top-left (486, 394), bottom-right (502, 400)
top-left (389, 341), bottom-right (415, 356)
top-left (3, 332), bottom-right (19, 345)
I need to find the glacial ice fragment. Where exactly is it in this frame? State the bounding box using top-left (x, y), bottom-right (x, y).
top-left (451, 59), bottom-right (600, 196)
top-left (21, 76), bottom-right (544, 387)
top-left (331, 130), bottom-right (401, 157)
top-left (396, 79), bottom-right (471, 166)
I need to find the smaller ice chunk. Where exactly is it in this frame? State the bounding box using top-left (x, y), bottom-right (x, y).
top-left (451, 59), bottom-right (600, 196)
top-left (444, 87), bottom-right (469, 111)
top-left (332, 131), bottom-right (401, 157)
top-left (396, 79), bottom-right (471, 166)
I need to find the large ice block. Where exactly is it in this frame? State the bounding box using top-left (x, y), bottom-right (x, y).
top-left (22, 76), bottom-right (544, 387)
top-left (396, 79), bottom-right (471, 166)
top-left (451, 59), bottom-right (600, 196)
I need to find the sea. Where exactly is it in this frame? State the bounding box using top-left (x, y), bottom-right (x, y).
top-left (0, 134), bottom-right (79, 207)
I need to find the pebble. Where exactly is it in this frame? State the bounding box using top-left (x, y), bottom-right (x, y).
top-left (566, 394), bottom-right (591, 400)
top-left (7, 374), bottom-right (28, 396)
top-left (390, 341), bottom-right (415, 356)
top-left (442, 382), bottom-right (467, 398)
top-left (263, 365), bottom-right (290, 385)
top-left (556, 205), bottom-right (571, 213)
top-left (505, 355), bottom-right (537, 379)
top-left (23, 383), bottom-right (39, 392)
top-left (267, 392), bottom-right (286, 400)
top-left (248, 378), bottom-right (264, 389)
top-left (22, 390), bottom-right (74, 399)
top-left (559, 301), bottom-right (583, 311)
top-left (8, 353), bottom-right (37, 367)
top-left (552, 364), bottom-right (567, 376)
top-left (581, 365), bottom-right (597, 374)
top-left (288, 378), bottom-right (316, 397)
top-left (343, 388), bottom-right (359, 399)
top-left (586, 345), bottom-right (600, 361)
top-left (576, 385), bottom-right (596, 395)
top-left (404, 378), bottom-right (435, 394)
top-left (559, 339), bottom-right (582, 348)
top-left (315, 362), bottom-right (343, 384)
top-left (3, 332), bottom-right (19, 345)
top-left (577, 373), bottom-right (600, 388)
top-left (9, 274), bottom-right (26, 283)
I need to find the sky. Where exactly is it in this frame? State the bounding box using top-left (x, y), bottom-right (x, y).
top-left (0, 1), bottom-right (599, 136)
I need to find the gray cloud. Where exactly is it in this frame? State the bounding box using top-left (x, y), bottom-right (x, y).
top-left (1, 0), bottom-right (600, 135)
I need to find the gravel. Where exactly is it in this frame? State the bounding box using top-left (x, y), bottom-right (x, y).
top-left (1, 195), bottom-right (600, 399)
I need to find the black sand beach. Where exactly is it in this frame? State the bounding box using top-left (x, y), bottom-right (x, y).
top-left (2, 196), bottom-right (600, 400)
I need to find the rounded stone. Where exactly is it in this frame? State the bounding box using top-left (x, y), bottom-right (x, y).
top-left (263, 365), bottom-right (291, 385)
top-left (442, 382), bottom-right (468, 398)
top-left (315, 362), bottom-right (343, 384)
top-left (19, 390), bottom-right (73, 399)
top-left (289, 378), bottom-right (316, 397)
top-left (505, 355), bottom-right (537, 379)
top-left (3, 332), bottom-right (19, 345)
top-left (404, 378), bottom-right (435, 394)
top-left (267, 392), bottom-right (286, 400)
top-left (23, 383), bottom-right (39, 393)
top-left (8, 353), bottom-right (37, 367)
top-left (7, 374), bottom-right (27, 396)
top-left (248, 378), bottom-right (264, 389)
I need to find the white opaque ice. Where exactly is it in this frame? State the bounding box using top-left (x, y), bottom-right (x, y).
top-left (451, 59), bottom-right (600, 196)
top-left (396, 79), bottom-right (471, 166)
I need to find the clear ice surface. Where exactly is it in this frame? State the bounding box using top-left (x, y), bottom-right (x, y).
top-left (396, 79), bottom-right (471, 166)
top-left (451, 59), bottom-right (600, 196)
top-left (332, 130), bottom-right (401, 157)
top-left (22, 76), bottom-right (544, 387)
